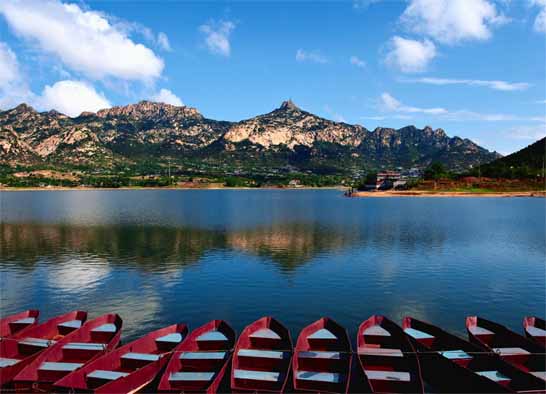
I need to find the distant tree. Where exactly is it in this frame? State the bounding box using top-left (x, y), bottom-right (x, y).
top-left (424, 162), bottom-right (448, 180)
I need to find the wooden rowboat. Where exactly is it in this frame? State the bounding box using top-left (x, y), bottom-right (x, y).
top-left (0, 310), bottom-right (87, 387)
top-left (404, 316), bottom-right (545, 393)
top-left (0, 310), bottom-right (39, 338)
top-left (466, 316), bottom-right (546, 386)
top-left (231, 316), bottom-right (293, 393)
top-left (158, 320), bottom-right (235, 393)
top-left (13, 313), bottom-right (122, 392)
top-left (523, 317), bottom-right (546, 348)
top-left (54, 323), bottom-right (187, 393)
top-left (292, 317), bottom-right (352, 394)
top-left (357, 315), bottom-right (424, 394)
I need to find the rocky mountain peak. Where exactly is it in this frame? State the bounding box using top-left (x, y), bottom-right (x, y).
top-left (13, 103), bottom-right (36, 114)
top-left (279, 99), bottom-right (300, 111)
top-left (96, 100), bottom-right (202, 120)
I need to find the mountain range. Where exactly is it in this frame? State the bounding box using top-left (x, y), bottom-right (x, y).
top-left (0, 100), bottom-right (500, 177)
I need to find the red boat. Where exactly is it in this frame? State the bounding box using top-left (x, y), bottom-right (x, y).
top-left (404, 316), bottom-right (546, 393)
top-left (158, 320), bottom-right (235, 393)
top-left (13, 313), bottom-right (122, 392)
top-left (0, 310), bottom-right (39, 338)
top-left (357, 315), bottom-right (424, 394)
top-left (0, 310), bottom-right (87, 387)
top-left (231, 316), bottom-right (293, 393)
top-left (292, 317), bottom-right (352, 394)
top-left (523, 317), bottom-right (546, 347)
top-left (54, 323), bottom-right (187, 393)
top-left (466, 316), bottom-right (546, 385)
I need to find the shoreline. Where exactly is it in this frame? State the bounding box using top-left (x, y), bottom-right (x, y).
top-left (0, 186), bottom-right (345, 192)
top-left (348, 190), bottom-right (546, 198)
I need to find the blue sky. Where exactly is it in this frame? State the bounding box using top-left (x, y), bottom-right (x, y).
top-left (0, 0), bottom-right (545, 154)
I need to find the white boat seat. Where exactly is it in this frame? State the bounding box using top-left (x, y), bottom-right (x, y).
top-left (363, 325), bottom-right (390, 337)
top-left (250, 328), bottom-right (281, 340)
top-left (156, 333), bottom-right (183, 344)
top-left (439, 350), bottom-right (473, 360)
top-left (359, 347), bottom-right (403, 357)
top-left (531, 371), bottom-right (546, 381)
top-left (526, 326), bottom-right (546, 337)
top-left (39, 362), bottom-right (83, 371)
top-left (87, 370), bottom-right (129, 381)
top-left (299, 351), bottom-right (341, 360)
top-left (58, 320), bottom-right (82, 330)
top-left (196, 330), bottom-right (228, 342)
top-left (0, 358), bottom-right (20, 368)
top-left (63, 342), bottom-right (105, 351)
top-left (493, 347), bottom-right (530, 356)
top-left (404, 328), bottom-right (434, 340)
top-left (19, 337), bottom-right (54, 348)
top-left (234, 369), bottom-right (280, 382)
top-left (169, 372), bottom-right (215, 381)
top-left (238, 349), bottom-right (286, 359)
top-left (307, 329), bottom-right (337, 340)
top-left (121, 352), bottom-right (161, 362)
top-left (91, 323), bottom-right (117, 333)
top-left (296, 371), bottom-right (340, 383)
top-left (365, 370), bottom-right (411, 382)
top-left (180, 351), bottom-right (226, 360)
top-left (468, 326), bottom-right (494, 336)
top-left (476, 371), bottom-right (511, 383)
top-left (12, 317), bottom-right (36, 325)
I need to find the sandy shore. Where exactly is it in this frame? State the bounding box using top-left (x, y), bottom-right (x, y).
top-left (348, 190), bottom-right (546, 198)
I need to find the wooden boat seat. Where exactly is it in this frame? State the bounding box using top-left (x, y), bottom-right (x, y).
top-left (121, 352), bottom-right (161, 362)
top-left (87, 369), bottom-right (129, 381)
top-left (493, 347), bottom-right (530, 356)
top-left (468, 326), bottom-right (494, 336)
top-left (234, 369), bottom-right (280, 382)
top-left (180, 351), bottom-right (226, 360)
top-left (359, 347), bottom-right (403, 357)
top-left (250, 328), bottom-right (281, 340)
top-left (530, 371), bottom-right (546, 381)
top-left (0, 358), bottom-right (20, 368)
top-left (296, 371), bottom-right (341, 383)
top-left (196, 330), bottom-right (228, 342)
top-left (299, 351), bottom-right (341, 360)
top-left (404, 328), bottom-right (434, 340)
top-left (156, 333), bottom-right (183, 344)
top-left (238, 349), bottom-right (287, 359)
top-left (169, 371), bottom-right (215, 382)
top-left (363, 326), bottom-right (391, 337)
top-left (39, 361), bottom-right (83, 372)
top-left (58, 320), bottom-right (82, 330)
top-left (12, 317), bottom-right (36, 325)
top-left (526, 326), bottom-right (546, 337)
top-left (19, 337), bottom-right (54, 348)
top-left (307, 328), bottom-right (337, 340)
top-left (63, 342), bottom-right (105, 351)
top-left (364, 370), bottom-right (411, 382)
top-left (91, 324), bottom-right (117, 333)
top-left (476, 370), bottom-right (511, 383)
top-left (438, 350), bottom-right (473, 360)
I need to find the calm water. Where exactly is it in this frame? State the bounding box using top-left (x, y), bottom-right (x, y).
top-left (1, 190), bottom-right (544, 343)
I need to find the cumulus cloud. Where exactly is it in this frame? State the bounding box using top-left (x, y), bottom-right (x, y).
top-left (199, 20), bottom-right (235, 56)
top-left (531, 0), bottom-right (546, 33)
top-left (0, 42), bottom-right (19, 88)
top-left (295, 49), bottom-right (328, 64)
top-left (0, 41), bottom-right (34, 109)
top-left (350, 55), bottom-right (366, 68)
top-left (405, 77), bottom-right (531, 91)
top-left (385, 36), bottom-right (436, 73)
top-left (400, 0), bottom-right (509, 44)
top-left (150, 88), bottom-right (183, 106)
top-left (35, 80), bottom-right (111, 117)
top-left (0, 0), bottom-right (164, 81)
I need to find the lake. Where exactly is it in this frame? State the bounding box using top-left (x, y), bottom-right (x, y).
top-left (1, 189), bottom-right (544, 343)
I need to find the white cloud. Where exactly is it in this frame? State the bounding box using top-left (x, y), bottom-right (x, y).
top-left (531, 0), bottom-right (546, 33)
top-left (504, 124), bottom-right (546, 140)
top-left (36, 80), bottom-right (111, 117)
top-left (400, 0), bottom-right (509, 44)
top-left (157, 32), bottom-right (171, 51)
top-left (199, 20), bottom-right (235, 56)
top-left (380, 92), bottom-right (447, 114)
top-left (350, 56), bottom-right (366, 68)
top-left (353, 0), bottom-right (383, 9)
top-left (0, 42), bottom-right (19, 88)
top-left (405, 77), bottom-right (531, 91)
top-left (0, 0), bottom-right (164, 81)
top-left (385, 36), bottom-right (436, 73)
top-left (150, 88), bottom-right (183, 106)
top-left (296, 49), bottom-right (328, 64)
top-left (0, 42), bottom-right (34, 109)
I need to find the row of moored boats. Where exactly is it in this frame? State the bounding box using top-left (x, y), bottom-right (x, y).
top-left (0, 310), bottom-right (545, 393)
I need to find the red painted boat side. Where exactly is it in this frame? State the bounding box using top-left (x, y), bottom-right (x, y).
top-left (523, 316), bottom-right (546, 347)
top-left (158, 320), bottom-right (236, 393)
top-left (231, 316), bottom-right (293, 393)
top-left (0, 310), bottom-right (39, 338)
top-left (54, 323), bottom-right (187, 393)
top-left (292, 317), bottom-right (352, 394)
top-left (13, 313), bottom-right (122, 392)
top-left (357, 315), bottom-right (424, 394)
top-left (0, 310), bottom-right (87, 387)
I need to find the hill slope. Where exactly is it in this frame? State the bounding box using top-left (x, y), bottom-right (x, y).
top-left (479, 137), bottom-right (545, 178)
